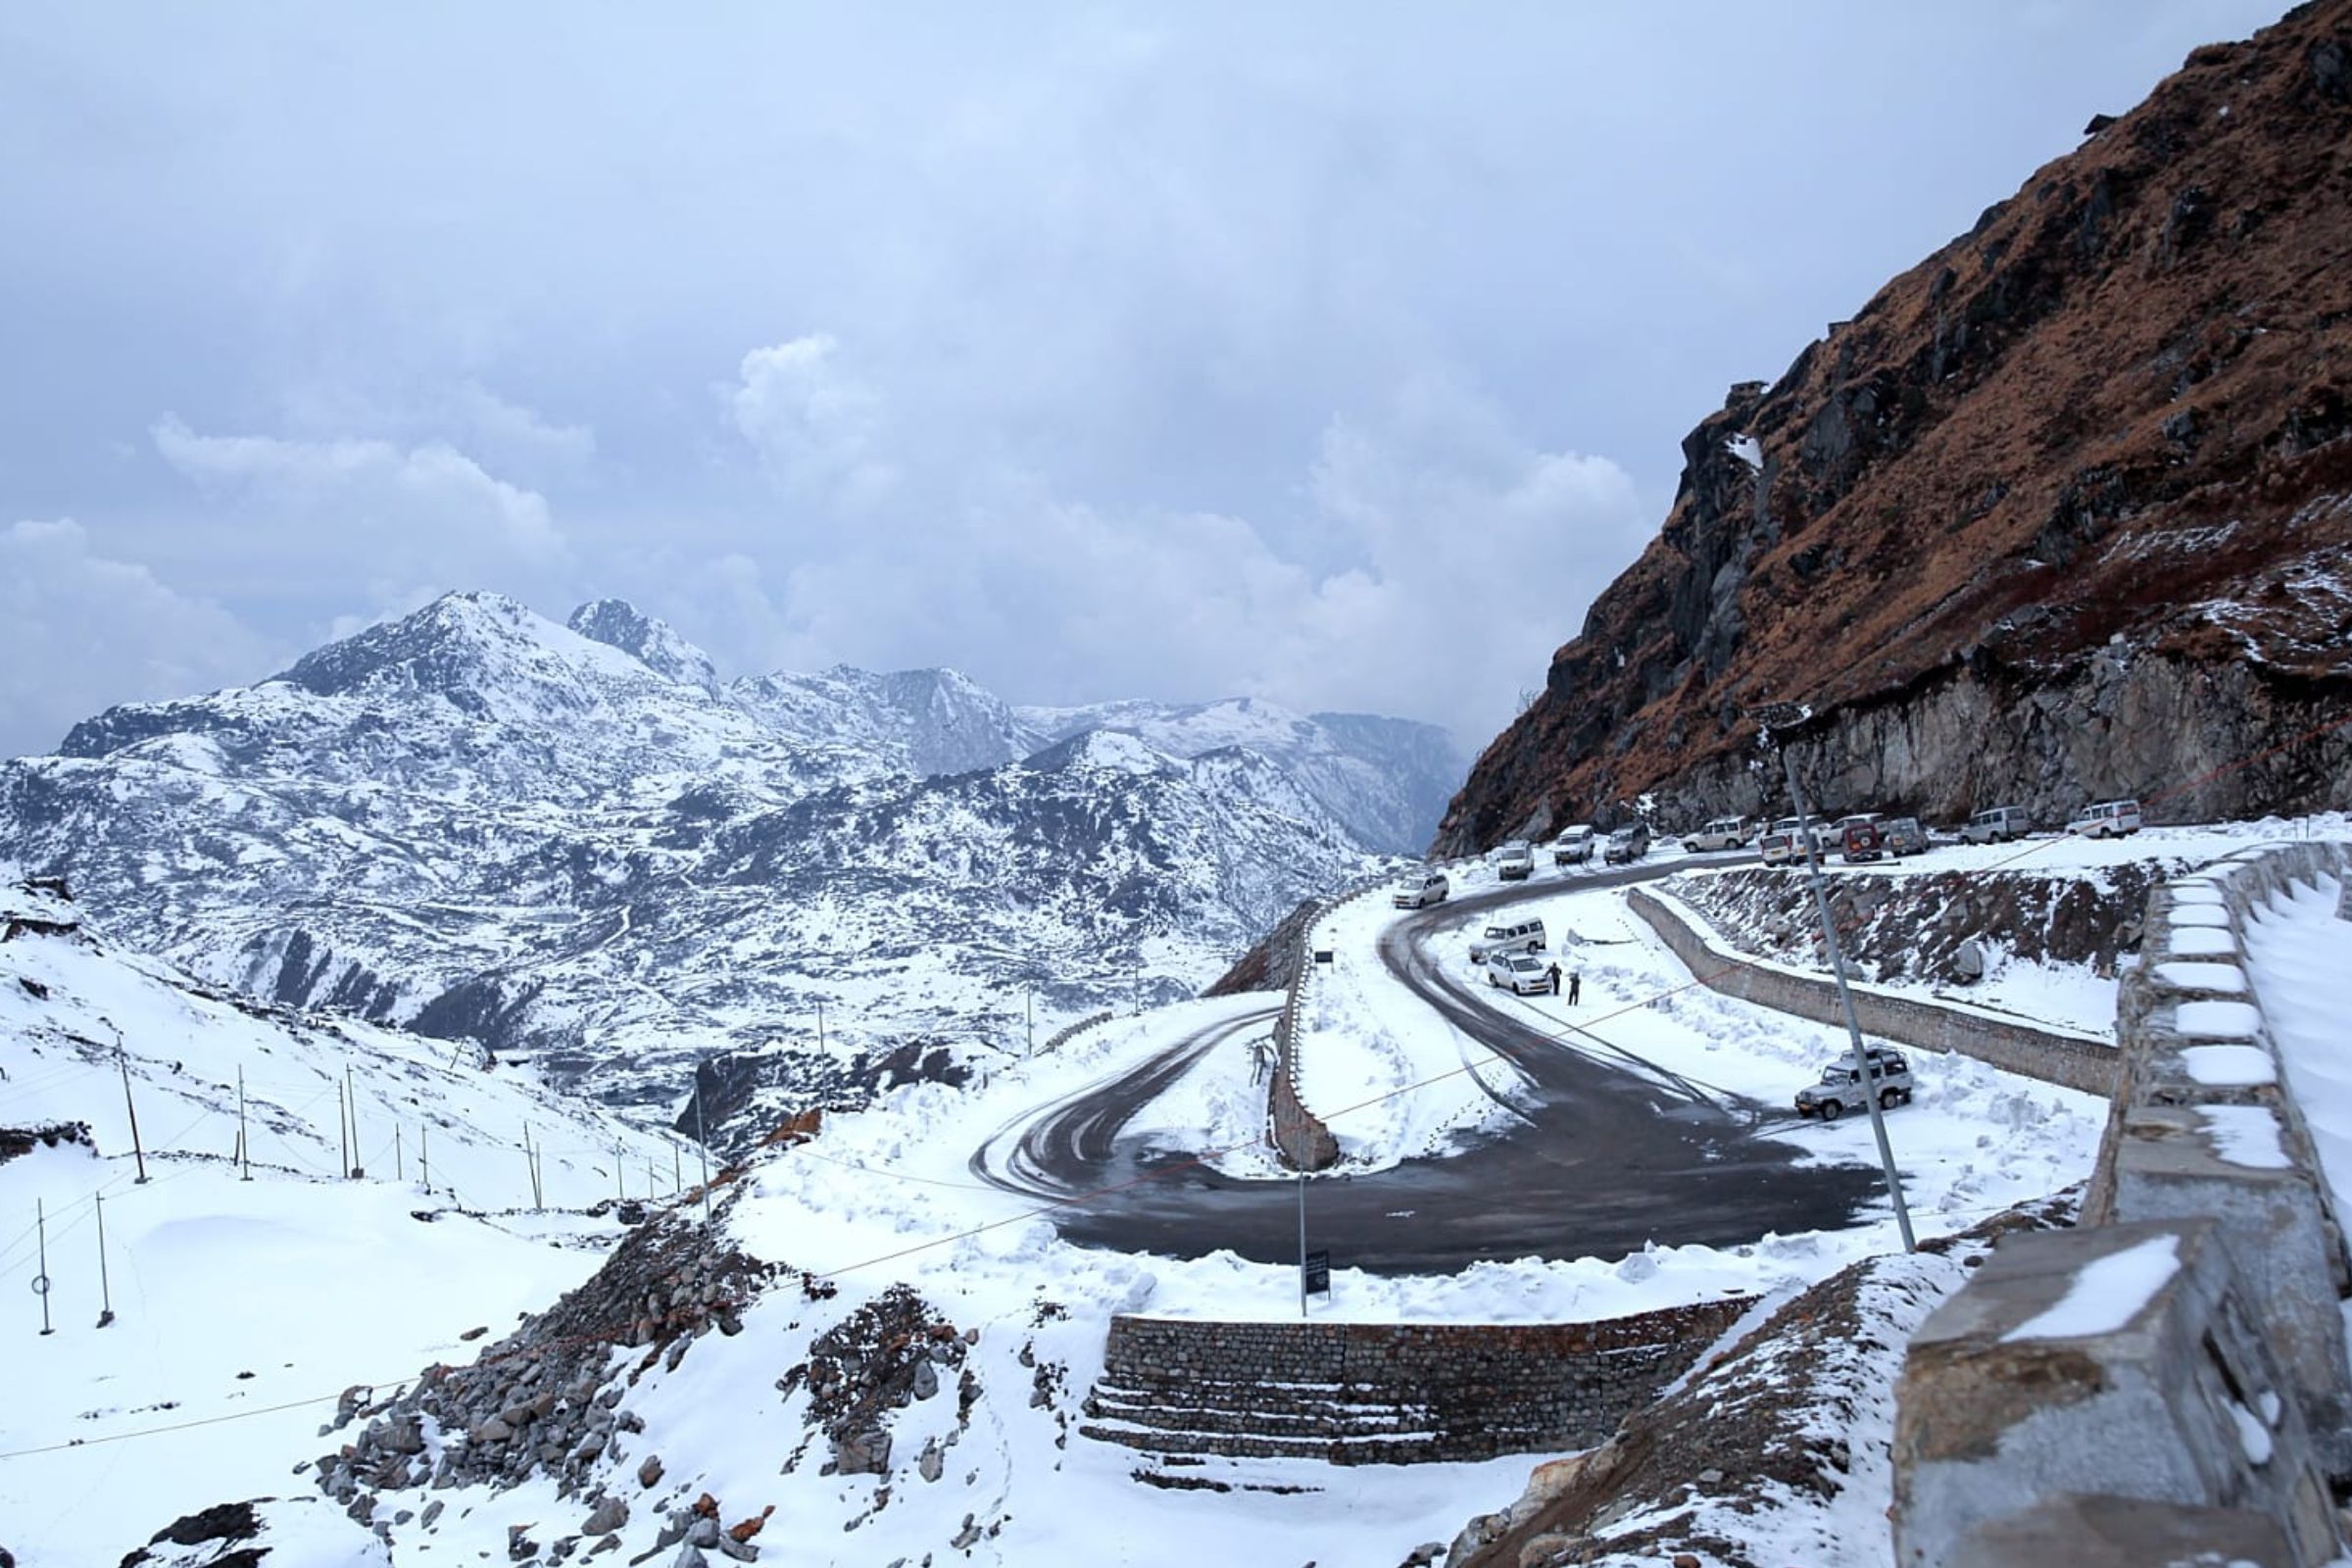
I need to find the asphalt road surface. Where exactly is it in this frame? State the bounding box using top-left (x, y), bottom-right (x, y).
top-left (972, 854), bottom-right (1886, 1274)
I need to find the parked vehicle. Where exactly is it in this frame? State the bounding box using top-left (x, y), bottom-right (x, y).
top-left (1602, 822), bottom-right (1652, 864)
top-left (1552, 826), bottom-right (1595, 865)
top-left (2068, 800), bottom-right (2143, 839)
top-left (1469, 916), bottom-right (1547, 964)
top-left (1486, 952), bottom-right (1552, 996)
top-left (1794, 1048), bottom-right (1914, 1121)
top-left (1687, 816), bottom-right (1751, 853)
top-left (1881, 817), bottom-right (1928, 857)
top-left (1493, 840), bottom-right (1536, 881)
top-left (1761, 815), bottom-right (1830, 865)
top-left (1393, 870), bottom-right (1450, 909)
top-left (1841, 818), bottom-right (1885, 863)
top-left (1960, 806), bottom-right (2032, 845)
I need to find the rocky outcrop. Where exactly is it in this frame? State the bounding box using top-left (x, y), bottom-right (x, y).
top-left (1439, 0), bottom-right (2352, 852)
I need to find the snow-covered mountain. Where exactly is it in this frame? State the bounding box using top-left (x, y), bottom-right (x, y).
top-left (1018, 696), bottom-right (1461, 853)
top-left (0, 593), bottom-right (1396, 1143)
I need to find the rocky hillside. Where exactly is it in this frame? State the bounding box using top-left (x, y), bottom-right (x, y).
top-left (1439, 0), bottom-right (2352, 854)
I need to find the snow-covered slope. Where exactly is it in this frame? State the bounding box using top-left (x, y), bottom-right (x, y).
top-left (0, 594), bottom-right (1389, 1143)
top-left (0, 877), bottom-right (696, 1568)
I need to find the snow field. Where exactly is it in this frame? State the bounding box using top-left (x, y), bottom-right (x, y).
top-left (0, 891), bottom-right (699, 1567)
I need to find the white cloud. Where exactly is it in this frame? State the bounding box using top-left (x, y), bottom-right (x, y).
top-left (147, 415), bottom-right (574, 627)
top-left (0, 519), bottom-right (280, 758)
top-left (713, 353), bottom-right (1646, 743)
top-left (445, 383), bottom-right (596, 478)
top-left (728, 336), bottom-right (897, 510)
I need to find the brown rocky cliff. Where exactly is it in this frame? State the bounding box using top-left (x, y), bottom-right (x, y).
top-left (1437, 1), bottom-right (2352, 854)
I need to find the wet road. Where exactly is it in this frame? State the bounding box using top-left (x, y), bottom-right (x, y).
top-left (972, 857), bottom-right (1884, 1274)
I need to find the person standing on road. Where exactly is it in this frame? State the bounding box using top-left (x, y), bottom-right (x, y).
top-left (1568, 969), bottom-right (1583, 1005)
top-left (1546, 961), bottom-right (1561, 996)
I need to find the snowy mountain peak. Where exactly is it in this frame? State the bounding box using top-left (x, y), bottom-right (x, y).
top-left (1024, 726), bottom-right (1184, 778)
top-left (276, 590), bottom-right (648, 708)
top-left (567, 598), bottom-right (722, 692)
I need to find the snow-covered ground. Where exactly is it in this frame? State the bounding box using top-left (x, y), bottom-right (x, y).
top-left (2244, 871), bottom-right (2352, 1219)
top-left (0, 885), bottom-right (695, 1567)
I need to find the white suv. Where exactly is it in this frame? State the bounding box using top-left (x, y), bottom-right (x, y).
top-left (1687, 816), bottom-right (1749, 853)
top-left (2068, 800), bottom-right (2143, 838)
top-left (1393, 871), bottom-right (1450, 908)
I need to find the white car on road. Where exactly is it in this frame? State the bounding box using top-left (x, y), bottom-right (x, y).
top-left (1486, 953), bottom-right (1553, 996)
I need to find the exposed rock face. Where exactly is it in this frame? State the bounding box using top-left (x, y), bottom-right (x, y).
top-left (1438, 0), bottom-right (2352, 852)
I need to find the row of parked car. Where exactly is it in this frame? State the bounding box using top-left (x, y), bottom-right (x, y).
top-left (1690, 797), bottom-right (2146, 867)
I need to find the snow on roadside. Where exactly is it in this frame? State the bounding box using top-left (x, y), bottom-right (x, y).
top-left (2244, 871), bottom-right (2352, 1222)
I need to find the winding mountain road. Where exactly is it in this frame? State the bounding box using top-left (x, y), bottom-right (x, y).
top-left (972, 856), bottom-right (1885, 1275)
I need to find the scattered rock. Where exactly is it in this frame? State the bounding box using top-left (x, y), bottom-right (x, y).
top-left (583, 1496), bottom-right (628, 1536)
top-left (637, 1454), bottom-right (664, 1491)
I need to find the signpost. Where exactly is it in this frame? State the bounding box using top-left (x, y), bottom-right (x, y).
top-left (1303, 1250), bottom-right (1332, 1300)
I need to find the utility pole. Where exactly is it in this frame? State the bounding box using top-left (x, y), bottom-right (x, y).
top-left (522, 1124), bottom-right (543, 1209)
top-left (111, 1023), bottom-right (148, 1185)
top-left (236, 1066), bottom-right (251, 1181)
top-left (1773, 730), bottom-right (1916, 1253)
top-left (420, 1121), bottom-right (430, 1193)
top-left (34, 1199), bottom-right (54, 1337)
top-left (815, 999), bottom-right (826, 1054)
top-left (1297, 1173), bottom-right (1307, 1320)
top-left (1026, 992), bottom-right (1034, 1058)
top-left (94, 1193), bottom-right (115, 1328)
top-left (337, 1079), bottom-right (351, 1179)
top-left (671, 1142), bottom-right (681, 1196)
top-left (395, 1125), bottom-right (404, 1183)
top-left (614, 1139), bottom-right (625, 1203)
top-left (692, 1083), bottom-right (712, 1224)
top-left (345, 1066), bottom-right (361, 1178)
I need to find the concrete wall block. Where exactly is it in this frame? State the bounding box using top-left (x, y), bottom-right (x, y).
top-left (1892, 1219), bottom-right (2342, 1568)
top-left (2110, 1104), bottom-right (2352, 1473)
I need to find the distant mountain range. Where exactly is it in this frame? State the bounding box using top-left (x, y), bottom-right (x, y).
top-left (0, 592), bottom-right (1453, 1141)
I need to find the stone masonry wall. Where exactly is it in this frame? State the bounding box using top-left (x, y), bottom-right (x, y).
top-left (1092, 1298), bottom-right (1752, 1466)
top-left (1892, 839), bottom-right (2352, 1566)
top-left (1628, 887), bottom-right (2120, 1096)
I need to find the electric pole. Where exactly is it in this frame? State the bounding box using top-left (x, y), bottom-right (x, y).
top-left (1764, 714), bottom-right (1915, 1252)
top-left (692, 1083), bottom-right (712, 1224)
top-left (110, 1022), bottom-right (148, 1185)
top-left (345, 1066), bottom-right (361, 1178)
top-left (420, 1120), bottom-right (430, 1193)
top-left (34, 1199), bottom-right (53, 1337)
top-left (94, 1192), bottom-right (115, 1328)
top-left (236, 1066), bottom-right (251, 1181)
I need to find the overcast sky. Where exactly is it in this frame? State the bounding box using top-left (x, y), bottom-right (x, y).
top-left (0, 2), bottom-right (2288, 759)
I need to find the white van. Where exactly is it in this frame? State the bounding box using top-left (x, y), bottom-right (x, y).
top-left (2068, 800), bottom-right (2143, 839)
top-left (1469, 916), bottom-right (1547, 964)
top-left (1493, 840), bottom-right (1536, 881)
top-left (1552, 826), bottom-right (1595, 865)
top-left (1688, 816), bottom-right (1750, 853)
top-left (1960, 806), bottom-right (2032, 845)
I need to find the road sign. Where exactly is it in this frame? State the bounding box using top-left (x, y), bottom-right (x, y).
top-left (1303, 1250), bottom-right (1331, 1298)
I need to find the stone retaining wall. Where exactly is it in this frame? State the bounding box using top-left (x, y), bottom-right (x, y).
top-left (1893, 839), bottom-right (2352, 1567)
top-left (1085, 1297), bottom-right (1753, 1467)
top-left (1627, 887), bottom-right (2120, 1096)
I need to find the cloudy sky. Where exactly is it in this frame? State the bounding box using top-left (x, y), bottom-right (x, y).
top-left (0, 2), bottom-right (2285, 759)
